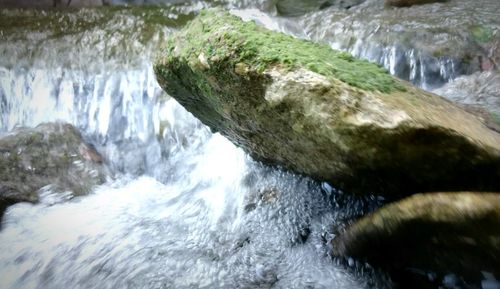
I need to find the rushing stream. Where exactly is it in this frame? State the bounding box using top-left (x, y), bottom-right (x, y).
top-left (0, 1), bottom-right (499, 289)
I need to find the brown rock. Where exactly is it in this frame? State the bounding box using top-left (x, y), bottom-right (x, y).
top-left (332, 192), bottom-right (500, 277)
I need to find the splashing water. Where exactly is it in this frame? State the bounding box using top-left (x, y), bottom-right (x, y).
top-left (0, 92), bottom-right (379, 288)
top-left (0, 131), bottom-right (374, 288)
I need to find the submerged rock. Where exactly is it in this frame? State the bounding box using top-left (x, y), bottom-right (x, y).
top-left (154, 10), bottom-right (500, 198)
top-left (332, 192), bottom-right (500, 277)
top-left (0, 123), bottom-right (108, 220)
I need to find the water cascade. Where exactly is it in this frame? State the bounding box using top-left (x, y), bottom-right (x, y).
top-left (0, 1), bottom-right (498, 289)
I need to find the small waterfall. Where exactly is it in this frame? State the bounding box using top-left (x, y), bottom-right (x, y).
top-left (0, 59), bottom-right (169, 176)
top-left (0, 6), bottom-right (179, 175)
top-left (270, 0), bottom-right (498, 90)
top-left (0, 2), bottom-right (498, 289)
top-left (297, 29), bottom-right (461, 90)
top-left (346, 43), bottom-right (460, 90)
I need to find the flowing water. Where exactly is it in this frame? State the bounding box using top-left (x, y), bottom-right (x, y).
top-left (0, 2), bottom-right (498, 289)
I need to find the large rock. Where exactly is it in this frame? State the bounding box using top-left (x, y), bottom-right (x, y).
top-left (0, 123), bottom-right (108, 220)
top-left (154, 10), bottom-right (500, 198)
top-left (332, 192), bottom-right (500, 277)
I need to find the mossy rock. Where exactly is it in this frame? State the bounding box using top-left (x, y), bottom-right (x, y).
top-left (154, 9), bottom-right (500, 198)
top-left (470, 24), bottom-right (494, 44)
top-left (332, 192), bottom-right (500, 278)
top-left (0, 122), bottom-right (109, 221)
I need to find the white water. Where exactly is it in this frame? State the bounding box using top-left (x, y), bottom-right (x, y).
top-left (0, 80), bottom-right (374, 288)
top-left (0, 65), bottom-right (164, 175)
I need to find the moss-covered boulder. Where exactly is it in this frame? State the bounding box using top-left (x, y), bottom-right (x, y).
top-left (332, 192), bottom-right (500, 277)
top-left (154, 9), bottom-right (500, 198)
top-left (0, 123), bottom-right (109, 220)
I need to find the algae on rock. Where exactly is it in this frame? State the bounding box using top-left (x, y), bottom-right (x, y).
top-left (155, 9), bottom-right (500, 198)
top-left (156, 9), bottom-right (406, 93)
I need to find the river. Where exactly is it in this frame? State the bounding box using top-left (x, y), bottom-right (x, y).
top-left (0, 1), bottom-right (498, 288)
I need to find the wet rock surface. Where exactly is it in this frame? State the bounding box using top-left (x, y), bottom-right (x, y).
top-left (332, 192), bottom-right (500, 278)
top-left (0, 0), bottom-right (109, 8)
top-left (385, 0), bottom-right (445, 7)
top-left (0, 7), bottom-right (182, 71)
top-left (0, 122), bottom-right (109, 220)
top-left (434, 71), bottom-right (500, 121)
top-left (155, 10), bottom-right (500, 199)
top-left (432, 71), bottom-right (500, 133)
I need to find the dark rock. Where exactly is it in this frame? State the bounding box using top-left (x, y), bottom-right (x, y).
top-left (332, 192), bottom-right (500, 278)
top-left (0, 122), bottom-right (109, 220)
top-left (155, 10), bottom-right (500, 198)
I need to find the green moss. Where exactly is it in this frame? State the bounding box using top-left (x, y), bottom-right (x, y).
top-left (159, 9), bottom-right (406, 93)
top-left (470, 25), bottom-right (493, 44)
